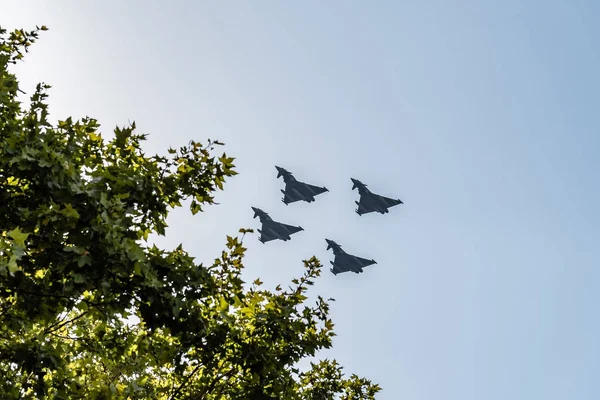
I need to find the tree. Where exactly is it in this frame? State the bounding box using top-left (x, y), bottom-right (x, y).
top-left (0, 26), bottom-right (382, 399)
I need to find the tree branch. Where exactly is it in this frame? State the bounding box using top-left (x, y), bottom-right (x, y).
top-left (170, 363), bottom-right (203, 400)
top-left (44, 311), bottom-right (88, 334)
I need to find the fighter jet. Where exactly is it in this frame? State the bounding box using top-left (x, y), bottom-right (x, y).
top-left (325, 239), bottom-right (377, 275)
top-left (275, 166), bottom-right (329, 205)
top-left (351, 178), bottom-right (403, 216)
top-left (251, 207), bottom-right (304, 243)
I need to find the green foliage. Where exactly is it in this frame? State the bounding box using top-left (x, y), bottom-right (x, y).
top-left (0, 26), bottom-right (382, 399)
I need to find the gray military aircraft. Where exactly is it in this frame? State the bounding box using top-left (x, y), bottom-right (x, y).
top-left (325, 239), bottom-right (377, 275)
top-left (351, 178), bottom-right (403, 216)
top-left (252, 206), bottom-right (304, 243)
top-left (275, 166), bottom-right (329, 205)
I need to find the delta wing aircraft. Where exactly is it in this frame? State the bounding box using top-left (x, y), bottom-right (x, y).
top-left (275, 166), bottom-right (329, 205)
top-left (251, 207), bottom-right (304, 243)
top-left (325, 239), bottom-right (377, 275)
top-left (351, 178), bottom-right (403, 216)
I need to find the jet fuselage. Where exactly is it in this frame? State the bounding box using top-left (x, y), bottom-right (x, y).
top-left (277, 166), bottom-right (328, 205)
top-left (252, 206), bottom-right (303, 243)
top-left (325, 238), bottom-right (376, 275)
top-left (351, 178), bottom-right (402, 215)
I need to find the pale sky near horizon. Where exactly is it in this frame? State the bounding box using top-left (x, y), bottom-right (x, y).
top-left (5, 1), bottom-right (600, 398)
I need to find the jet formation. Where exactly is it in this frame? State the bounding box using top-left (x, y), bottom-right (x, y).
top-left (251, 166), bottom-right (403, 275)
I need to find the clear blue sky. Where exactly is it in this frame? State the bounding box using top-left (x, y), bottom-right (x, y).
top-left (6, 1), bottom-right (600, 398)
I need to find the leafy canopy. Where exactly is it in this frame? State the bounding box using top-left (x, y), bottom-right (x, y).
top-left (0, 26), bottom-right (382, 399)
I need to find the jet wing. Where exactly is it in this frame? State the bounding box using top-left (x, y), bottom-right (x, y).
top-left (331, 262), bottom-right (352, 275)
top-left (354, 256), bottom-right (376, 268)
top-left (258, 230), bottom-right (279, 243)
top-left (279, 223), bottom-right (303, 234)
top-left (378, 194), bottom-right (403, 207)
top-left (304, 183), bottom-right (328, 195)
top-left (282, 189), bottom-right (302, 204)
top-left (356, 197), bottom-right (378, 214)
top-left (357, 194), bottom-right (402, 214)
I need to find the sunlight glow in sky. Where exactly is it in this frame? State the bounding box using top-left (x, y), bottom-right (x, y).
top-left (5, 1), bottom-right (600, 398)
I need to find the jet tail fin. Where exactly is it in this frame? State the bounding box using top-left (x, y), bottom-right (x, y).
top-left (326, 239), bottom-right (338, 251)
top-left (351, 178), bottom-right (366, 191)
top-left (276, 166), bottom-right (289, 179)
